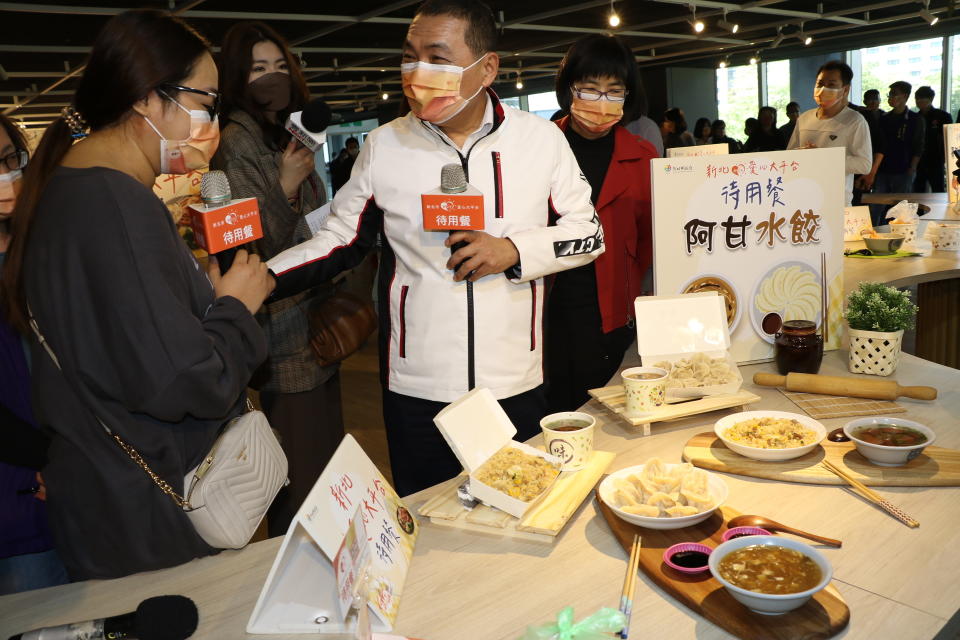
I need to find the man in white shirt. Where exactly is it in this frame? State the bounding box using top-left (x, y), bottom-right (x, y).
top-left (787, 60), bottom-right (873, 205)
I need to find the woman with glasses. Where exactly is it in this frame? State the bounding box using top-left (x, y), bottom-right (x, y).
top-left (213, 21), bottom-right (342, 537)
top-left (545, 34), bottom-right (658, 413)
top-left (0, 113), bottom-right (70, 594)
top-left (1, 10), bottom-right (273, 580)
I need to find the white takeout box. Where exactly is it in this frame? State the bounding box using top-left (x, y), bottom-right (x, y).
top-left (634, 292), bottom-right (743, 399)
top-left (434, 387), bottom-right (561, 519)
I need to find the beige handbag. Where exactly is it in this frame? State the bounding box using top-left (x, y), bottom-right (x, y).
top-left (30, 311), bottom-right (288, 550)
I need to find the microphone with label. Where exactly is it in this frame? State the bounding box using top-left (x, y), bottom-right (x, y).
top-left (8, 594), bottom-right (198, 640)
top-left (188, 170), bottom-right (264, 272)
top-left (420, 164), bottom-right (485, 271)
top-left (285, 98), bottom-right (332, 152)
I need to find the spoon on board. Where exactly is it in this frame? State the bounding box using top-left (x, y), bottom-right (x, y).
top-left (727, 515), bottom-right (842, 547)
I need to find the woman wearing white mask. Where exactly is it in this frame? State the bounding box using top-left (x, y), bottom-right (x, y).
top-left (1, 10), bottom-right (273, 580)
top-left (212, 21), bottom-right (341, 538)
top-left (786, 60), bottom-right (872, 206)
top-left (545, 34), bottom-right (659, 414)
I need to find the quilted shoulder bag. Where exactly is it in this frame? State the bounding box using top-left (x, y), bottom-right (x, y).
top-left (30, 311), bottom-right (288, 550)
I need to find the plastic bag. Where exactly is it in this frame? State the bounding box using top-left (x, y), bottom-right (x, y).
top-left (884, 200), bottom-right (919, 224)
top-left (518, 606), bottom-right (627, 640)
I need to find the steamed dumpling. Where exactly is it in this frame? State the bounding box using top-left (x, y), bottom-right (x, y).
top-left (680, 468), bottom-right (710, 496)
top-left (681, 489), bottom-right (714, 512)
top-left (622, 504), bottom-right (660, 517)
top-left (666, 505), bottom-right (700, 517)
top-left (645, 491), bottom-right (677, 515)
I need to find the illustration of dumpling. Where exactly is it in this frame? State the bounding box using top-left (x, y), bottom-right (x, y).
top-left (666, 505), bottom-right (700, 517)
top-left (622, 504), bottom-right (660, 517)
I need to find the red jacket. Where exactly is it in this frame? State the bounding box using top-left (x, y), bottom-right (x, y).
top-left (556, 117), bottom-right (658, 332)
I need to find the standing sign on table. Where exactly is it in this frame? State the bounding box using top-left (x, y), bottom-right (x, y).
top-left (651, 148), bottom-right (845, 363)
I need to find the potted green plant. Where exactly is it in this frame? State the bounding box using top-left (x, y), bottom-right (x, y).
top-left (844, 282), bottom-right (918, 376)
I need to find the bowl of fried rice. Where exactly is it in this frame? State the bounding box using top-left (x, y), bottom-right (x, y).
top-left (715, 411), bottom-right (827, 461)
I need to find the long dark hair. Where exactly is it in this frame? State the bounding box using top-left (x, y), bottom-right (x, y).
top-left (1, 9), bottom-right (210, 331)
top-left (217, 21), bottom-right (309, 150)
top-left (555, 34), bottom-right (642, 124)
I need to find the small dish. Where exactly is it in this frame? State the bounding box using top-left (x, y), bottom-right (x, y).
top-left (721, 526), bottom-right (772, 542)
top-left (663, 542), bottom-right (712, 574)
top-left (708, 536), bottom-right (833, 615)
top-left (843, 417), bottom-right (935, 467)
top-left (714, 411), bottom-right (827, 462)
top-left (597, 463), bottom-right (728, 530)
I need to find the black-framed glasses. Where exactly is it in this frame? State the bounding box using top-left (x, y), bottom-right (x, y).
top-left (158, 83), bottom-right (220, 120)
top-left (1, 149), bottom-right (28, 172)
top-left (572, 86), bottom-right (628, 103)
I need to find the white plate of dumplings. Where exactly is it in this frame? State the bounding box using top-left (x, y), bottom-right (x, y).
top-left (598, 459), bottom-right (728, 530)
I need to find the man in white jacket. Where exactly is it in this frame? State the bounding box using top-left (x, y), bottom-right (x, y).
top-left (787, 60), bottom-right (873, 206)
top-left (268, 0), bottom-right (604, 495)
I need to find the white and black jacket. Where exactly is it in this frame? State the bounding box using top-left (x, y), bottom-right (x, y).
top-left (269, 92), bottom-right (603, 402)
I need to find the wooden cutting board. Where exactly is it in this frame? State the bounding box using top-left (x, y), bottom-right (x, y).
top-left (682, 432), bottom-right (960, 486)
top-left (418, 450), bottom-right (615, 543)
top-left (597, 495), bottom-right (850, 640)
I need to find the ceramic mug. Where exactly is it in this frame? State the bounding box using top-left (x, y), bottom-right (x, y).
top-left (540, 411), bottom-right (596, 471)
top-left (621, 366), bottom-right (668, 415)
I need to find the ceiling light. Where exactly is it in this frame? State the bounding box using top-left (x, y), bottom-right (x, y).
top-left (516, 77), bottom-right (524, 90)
top-left (717, 9), bottom-right (738, 33)
top-left (920, 8), bottom-right (939, 25)
top-left (771, 28), bottom-right (785, 48)
top-left (608, 1), bottom-right (620, 28)
top-left (382, 92), bottom-right (389, 101)
top-left (688, 4), bottom-right (704, 33)
top-left (749, 54), bottom-right (758, 65)
top-left (718, 59), bottom-right (728, 69)
top-left (797, 22), bottom-right (813, 45)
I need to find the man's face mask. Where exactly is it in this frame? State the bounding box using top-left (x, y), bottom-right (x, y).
top-left (0, 169), bottom-right (22, 216)
top-left (401, 55), bottom-right (486, 124)
top-left (815, 85), bottom-right (846, 109)
top-left (143, 92), bottom-right (220, 174)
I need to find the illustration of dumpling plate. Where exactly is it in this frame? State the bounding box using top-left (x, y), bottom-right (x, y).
top-left (679, 273), bottom-right (742, 333)
top-left (749, 261), bottom-right (822, 345)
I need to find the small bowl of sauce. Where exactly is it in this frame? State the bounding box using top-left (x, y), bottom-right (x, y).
top-left (721, 526), bottom-right (772, 542)
top-left (663, 542), bottom-right (712, 575)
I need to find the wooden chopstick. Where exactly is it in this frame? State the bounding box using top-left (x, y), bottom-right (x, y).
top-left (821, 252), bottom-right (829, 344)
top-left (619, 533), bottom-right (641, 639)
top-left (821, 460), bottom-right (919, 528)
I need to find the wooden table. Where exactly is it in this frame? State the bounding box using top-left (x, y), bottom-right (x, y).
top-left (2, 267), bottom-right (959, 640)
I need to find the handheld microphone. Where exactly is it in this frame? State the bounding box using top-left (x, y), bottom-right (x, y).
top-left (188, 170), bottom-right (263, 271)
top-left (285, 99), bottom-right (332, 152)
top-left (420, 163), bottom-right (485, 271)
top-left (8, 594), bottom-right (198, 640)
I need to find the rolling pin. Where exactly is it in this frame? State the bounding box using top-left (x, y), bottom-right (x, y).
top-left (753, 372), bottom-right (937, 401)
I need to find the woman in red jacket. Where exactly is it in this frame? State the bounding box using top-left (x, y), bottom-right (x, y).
top-left (546, 34), bottom-right (658, 413)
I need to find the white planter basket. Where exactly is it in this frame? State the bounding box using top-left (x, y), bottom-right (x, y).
top-left (847, 327), bottom-right (904, 377)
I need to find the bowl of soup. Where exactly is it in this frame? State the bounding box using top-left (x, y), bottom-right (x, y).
top-left (842, 417), bottom-right (935, 466)
top-left (708, 536), bottom-right (832, 615)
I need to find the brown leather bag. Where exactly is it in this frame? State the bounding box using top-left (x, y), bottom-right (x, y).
top-left (308, 291), bottom-right (377, 366)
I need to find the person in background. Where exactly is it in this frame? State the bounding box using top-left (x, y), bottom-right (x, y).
top-left (913, 85), bottom-right (952, 193)
top-left (871, 81), bottom-right (925, 226)
top-left (1, 9), bottom-right (273, 580)
top-left (213, 20), bottom-right (341, 537)
top-left (863, 89), bottom-right (884, 125)
top-left (743, 117), bottom-right (758, 142)
top-left (778, 101), bottom-right (800, 146)
top-left (547, 34), bottom-right (657, 414)
top-left (743, 106), bottom-right (784, 152)
top-left (623, 93), bottom-right (663, 156)
top-left (0, 113), bottom-right (69, 595)
top-left (848, 93), bottom-right (886, 206)
top-left (710, 119), bottom-right (741, 153)
top-left (661, 108), bottom-right (694, 149)
top-left (692, 117), bottom-right (712, 145)
top-left (330, 136), bottom-right (359, 194)
top-left (787, 60), bottom-right (872, 206)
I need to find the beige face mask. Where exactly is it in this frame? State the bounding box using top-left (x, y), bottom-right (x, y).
top-left (401, 56), bottom-right (486, 124)
top-left (143, 95), bottom-right (220, 174)
top-left (570, 94), bottom-right (623, 133)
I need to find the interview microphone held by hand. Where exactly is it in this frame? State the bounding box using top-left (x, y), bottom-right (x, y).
top-left (188, 170), bottom-right (263, 271)
top-left (285, 99), bottom-right (332, 152)
top-left (9, 594), bottom-right (198, 640)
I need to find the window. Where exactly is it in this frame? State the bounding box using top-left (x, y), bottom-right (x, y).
top-left (716, 64), bottom-right (759, 141)
top-left (764, 60), bottom-right (791, 115)
top-left (526, 91), bottom-right (560, 120)
top-left (501, 96), bottom-right (521, 109)
top-left (932, 55), bottom-right (942, 61)
top-left (856, 37), bottom-right (943, 108)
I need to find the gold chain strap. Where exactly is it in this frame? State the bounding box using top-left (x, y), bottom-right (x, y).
top-left (110, 432), bottom-right (191, 509)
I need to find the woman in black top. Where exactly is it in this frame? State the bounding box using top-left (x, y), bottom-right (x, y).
top-left (1, 10), bottom-right (273, 580)
top-left (693, 117), bottom-right (713, 145)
